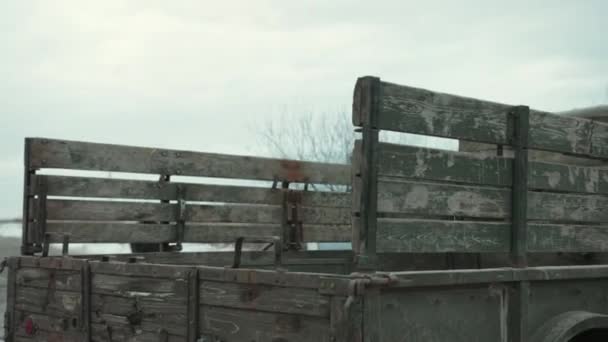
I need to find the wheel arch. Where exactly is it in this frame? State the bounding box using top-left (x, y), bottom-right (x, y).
top-left (531, 311), bottom-right (608, 342)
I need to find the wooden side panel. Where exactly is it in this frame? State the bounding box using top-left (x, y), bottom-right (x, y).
top-left (376, 219), bottom-right (510, 253)
top-left (199, 281), bottom-right (330, 317)
top-left (373, 286), bottom-right (506, 342)
top-left (36, 175), bottom-right (350, 207)
top-left (377, 181), bottom-right (608, 223)
top-left (199, 306), bottom-right (331, 342)
top-left (89, 267), bottom-right (190, 339)
top-left (12, 265), bottom-right (87, 341)
top-left (353, 78), bottom-right (608, 159)
top-left (28, 138), bottom-right (350, 185)
top-left (43, 222), bottom-right (350, 243)
top-left (378, 143), bottom-right (607, 194)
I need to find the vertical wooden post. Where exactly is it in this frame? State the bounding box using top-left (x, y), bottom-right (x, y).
top-left (81, 261), bottom-right (92, 341)
top-left (187, 269), bottom-right (200, 342)
top-left (510, 105), bottom-right (529, 266)
top-left (21, 138), bottom-right (36, 255)
top-left (353, 76), bottom-right (381, 270)
top-left (5, 258), bottom-right (18, 342)
top-left (508, 105), bottom-right (530, 342)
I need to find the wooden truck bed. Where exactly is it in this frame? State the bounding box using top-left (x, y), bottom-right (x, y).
top-left (7, 76), bottom-right (608, 341)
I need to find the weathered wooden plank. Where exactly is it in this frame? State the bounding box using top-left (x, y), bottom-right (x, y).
top-left (28, 138), bottom-right (350, 184)
top-left (363, 288), bottom-right (381, 342)
top-left (16, 267), bottom-right (82, 291)
top-left (34, 175), bottom-right (350, 207)
top-left (378, 179), bottom-right (608, 224)
top-left (528, 224), bottom-right (608, 252)
top-left (376, 219), bottom-right (510, 253)
top-left (352, 77), bottom-right (381, 268)
top-left (377, 180), bottom-right (509, 219)
top-left (529, 111), bottom-right (596, 157)
top-left (43, 222), bottom-right (349, 243)
top-left (15, 330), bottom-right (84, 342)
top-left (379, 143), bottom-right (606, 194)
top-left (37, 199), bottom-right (349, 225)
top-left (199, 306), bottom-right (331, 342)
top-left (93, 309), bottom-right (187, 337)
top-left (91, 293), bottom-right (187, 317)
top-left (17, 256), bottom-right (87, 270)
top-left (353, 78), bottom-right (512, 143)
top-left (92, 273), bottom-right (188, 296)
top-left (91, 324), bottom-right (185, 342)
top-left (89, 261), bottom-right (192, 278)
top-left (196, 266), bottom-right (352, 293)
top-left (353, 77), bottom-right (608, 158)
top-left (5, 258), bottom-right (18, 341)
top-left (378, 143), bottom-right (512, 186)
top-left (199, 281), bottom-right (330, 317)
top-left (15, 286), bottom-right (81, 317)
top-left (528, 191), bottom-right (608, 223)
top-left (377, 219), bottom-right (608, 254)
top-left (13, 311), bottom-right (85, 338)
top-left (510, 106), bottom-right (530, 267)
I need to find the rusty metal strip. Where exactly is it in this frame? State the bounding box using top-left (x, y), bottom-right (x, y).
top-left (187, 268), bottom-right (200, 342)
top-left (284, 190), bottom-right (303, 251)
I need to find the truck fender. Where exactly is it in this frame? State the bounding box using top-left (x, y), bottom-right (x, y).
top-left (531, 311), bottom-right (608, 342)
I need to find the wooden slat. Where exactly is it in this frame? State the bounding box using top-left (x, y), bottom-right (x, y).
top-left (28, 138), bottom-right (349, 184)
top-left (199, 281), bottom-right (330, 317)
top-left (15, 286), bottom-right (81, 317)
top-left (528, 224), bottom-right (608, 252)
top-left (379, 143), bottom-right (606, 194)
top-left (91, 324), bottom-right (185, 342)
top-left (377, 180), bottom-right (510, 219)
top-left (16, 267), bottom-right (82, 291)
top-left (35, 175), bottom-right (350, 207)
top-left (37, 200), bottom-right (350, 225)
top-left (528, 191), bottom-right (608, 223)
top-left (199, 306), bottom-right (331, 342)
top-left (92, 273), bottom-right (188, 296)
top-left (378, 179), bottom-right (608, 224)
top-left (378, 143), bottom-right (512, 186)
top-left (91, 294), bottom-right (188, 337)
top-left (376, 219), bottom-right (510, 253)
top-left (43, 222), bottom-right (350, 243)
top-left (353, 77), bottom-right (608, 159)
top-left (377, 219), bottom-right (608, 253)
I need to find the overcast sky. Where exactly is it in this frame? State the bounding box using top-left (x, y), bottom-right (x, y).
top-left (1, 1), bottom-right (607, 217)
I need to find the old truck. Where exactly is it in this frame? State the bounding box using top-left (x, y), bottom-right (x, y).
top-left (4, 76), bottom-right (608, 342)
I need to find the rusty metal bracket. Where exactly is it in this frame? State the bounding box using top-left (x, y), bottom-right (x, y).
top-left (41, 233), bottom-right (71, 257)
top-left (42, 233), bottom-right (51, 257)
top-left (62, 234), bottom-right (70, 256)
top-left (232, 236), bottom-right (282, 269)
top-left (344, 272), bottom-right (398, 310)
top-left (172, 185), bottom-right (187, 252)
top-left (35, 176), bottom-right (48, 250)
top-left (282, 190), bottom-right (303, 251)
